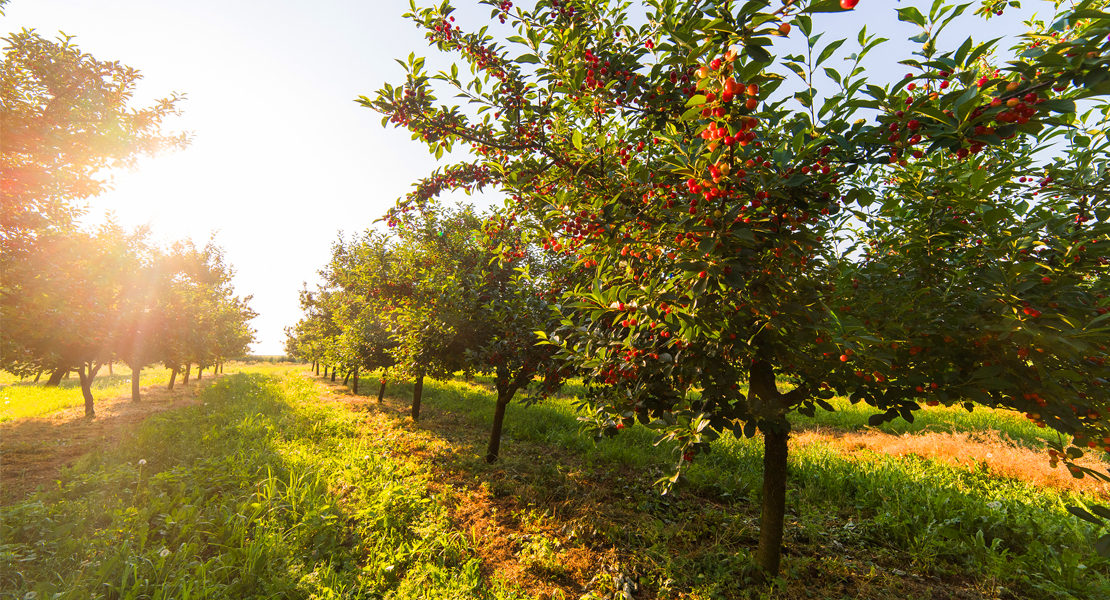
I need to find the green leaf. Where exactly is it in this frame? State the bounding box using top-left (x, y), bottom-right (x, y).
top-left (691, 277), bottom-right (708, 297)
top-left (1095, 534), bottom-right (1110, 559)
top-left (816, 39), bottom-right (846, 67)
top-left (982, 207), bottom-right (1009, 226)
top-left (897, 6), bottom-right (927, 26)
top-left (746, 43), bottom-right (772, 63)
top-left (1039, 99), bottom-right (1077, 113)
top-left (681, 105), bottom-right (706, 121)
top-left (804, 0), bottom-right (851, 13)
top-left (1068, 505), bottom-right (1104, 526)
top-left (572, 131), bottom-right (583, 150)
top-left (953, 36), bottom-right (973, 66)
top-left (517, 54), bottom-right (541, 64)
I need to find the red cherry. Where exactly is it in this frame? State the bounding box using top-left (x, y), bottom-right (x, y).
top-left (841, 0), bottom-right (859, 8)
top-left (1041, 276), bottom-right (1052, 284)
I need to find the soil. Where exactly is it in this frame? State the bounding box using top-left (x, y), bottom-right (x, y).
top-left (0, 377), bottom-right (220, 504)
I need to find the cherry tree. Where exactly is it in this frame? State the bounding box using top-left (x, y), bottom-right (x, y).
top-left (369, 0), bottom-right (1110, 576)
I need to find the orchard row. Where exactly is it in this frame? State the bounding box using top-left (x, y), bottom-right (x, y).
top-left (353, 0), bottom-right (1110, 578)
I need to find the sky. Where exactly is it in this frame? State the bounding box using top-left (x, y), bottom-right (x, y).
top-left (2, 0), bottom-right (1048, 354)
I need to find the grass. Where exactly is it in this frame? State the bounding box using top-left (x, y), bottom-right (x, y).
top-left (787, 393), bottom-right (1065, 450)
top-left (345, 372), bottom-right (1109, 599)
top-left (0, 363), bottom-right (285, 422)
top-left (0, 368), bottom-right (532, 599)
top-left (4, 367), bottom-right (1107, 599)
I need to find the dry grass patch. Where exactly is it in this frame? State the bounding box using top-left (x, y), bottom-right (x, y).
top-left (794, 427), bottom-right (1110, 496)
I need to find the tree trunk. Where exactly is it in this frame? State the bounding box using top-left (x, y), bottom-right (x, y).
top-left (411, 375), bottom-right (424, 420)
top-left (332, 368), bottom-right (338, 382)
top-left (378, 379), bottom-right (387, 403)
top-left (168, 367), bottom-right (178, 390)
top-left (486, 392), bottom-right (512, 463)
top-left (313, 360), bottom-right (319, 375)
top-left (45, 366), bottom-right (67, 386)
top-left (131, 365), bottom-right (141, 402)
top-left (755, 426), bottom-right (790, 580)
top-left (197, 367), bottom-right (203, 381)
top-left (33, 370), bottom-right (42, 383)
top-left (343, 370), bottom-right (350, 385)
top-left (352, 367), bottom-right (359, 394)
top-left (108, 361), bottom-right (113, 376)
top-left (220, 363), bottom-right (224, 374)
top-left (183, 364), bottom-right (191, 385)
top-left (78, 364), bottom-right (100, 417)
top-left (323, 365), bottom-right (328, 378)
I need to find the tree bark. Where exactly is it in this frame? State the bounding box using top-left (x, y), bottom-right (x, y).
top-left (486, 392), bottom-right (512, 463)
top-left (33, 370), bottom-right (42, 383)
top-left (411, 375), bottom-right (424, 420)
top-left (220, 363), bottom-right (224, 374)
top-left (323, 365), bottom-right (328, 378)
top-left (168, 367), bottom-right (178, 390)
top-left (197, 367), bottom-right (203, 381)
top-left (45, 366), bottom-right (67, 386)
top-left (78, 363), bottom-right (101, 417)
top-left (343, 370), bottom-right (350, 385)
top-left (352, 367), bottom-right (359, 394)
top-left (755, 426), bottom-right (790, 580)
top-left (131, 365), bottom-right (141, 402)
top-left (183, 364), bottom-right (191, 385)
top-left (313, 360), bottom-right (319, 375)
top-left (332, 367), bottom-right (338, 382)
top-left (108, 361), bottom-right (113, 376)
top-left (377, 379), bottom-right (387, 403)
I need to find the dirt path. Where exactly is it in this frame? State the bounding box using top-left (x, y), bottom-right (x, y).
top-left (0, 377), bottom-right (222, 504)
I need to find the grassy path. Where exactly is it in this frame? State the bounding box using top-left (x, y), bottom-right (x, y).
top-left (2, 368), bottom-right (1108, 599)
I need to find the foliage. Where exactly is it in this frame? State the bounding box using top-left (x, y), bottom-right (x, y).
top-left (0, 29), bottom-right (189, 237)
top-left (0, 221), bottom-right (256, 414)
top-left (368, 0), bottom-right (1110, 577)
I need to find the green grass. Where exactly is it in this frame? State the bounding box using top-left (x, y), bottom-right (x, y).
top-left (349, 373), bottom-right (1108, 599)
top-left (0, 363), bottom-right (304, 422)
top-left (0, 366), bottom-right (179, 422)
top-left (6, 368), bottom-right (1106, 599)
top-left (667, 378), bottom-right (1063, 449)
top-left (787, 393), bottom-right (1064, 449)
top-left (0, 370), bottom-right (531, 599)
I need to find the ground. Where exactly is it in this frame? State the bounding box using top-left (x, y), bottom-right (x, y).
top-left (2, 368), bottom-right (1105, 599)
top-left (0, 378), bottom-right (215, 503)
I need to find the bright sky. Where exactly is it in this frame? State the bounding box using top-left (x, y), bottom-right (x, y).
top-left (3, 0), bottom-right (1044, 354)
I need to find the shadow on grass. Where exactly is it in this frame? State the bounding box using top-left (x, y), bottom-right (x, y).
top-left (323, 370), bottom-right (1108, 600)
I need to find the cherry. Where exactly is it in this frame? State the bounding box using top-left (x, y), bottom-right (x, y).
top-left (841, 0), bottom-right (859, 8)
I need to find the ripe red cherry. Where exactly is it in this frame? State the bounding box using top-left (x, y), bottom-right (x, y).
top-left (1042, 276), bottom-right (1052, 284)
top-left (841, 0), bottom-right (859, 8)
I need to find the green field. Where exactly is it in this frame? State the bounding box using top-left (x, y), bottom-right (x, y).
top-left (0, 363), bottom-right (299, 422)
top-left (1, 367), bottom-right (1106, 599)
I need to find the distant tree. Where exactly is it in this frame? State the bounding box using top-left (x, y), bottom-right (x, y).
top-left (1, 220), bottom-right (145, 415)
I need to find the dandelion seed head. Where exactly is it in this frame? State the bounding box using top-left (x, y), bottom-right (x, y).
top-left (138, 459), bottom-right (147, 466)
